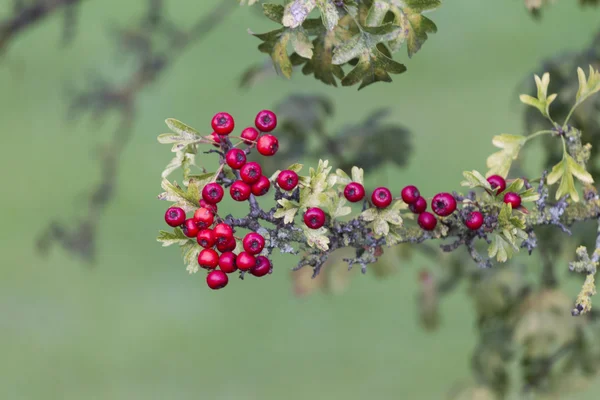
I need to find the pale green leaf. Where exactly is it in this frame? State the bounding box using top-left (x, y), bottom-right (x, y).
top-left (576, 65), bottom-right (600, 105)
top-left (486, 134), bottom-right (527, 178)
top-left (373, 217), bottom-right (389, 236)
top-left (275, 198), bottom-right (300, 224)
top-left (461, 170), bottom-right (492, 190)
top-left (519, 72), bottom-right (557, 118)
top-left (519, 187), bottom-right (540, 203)
top-left (303, 226), bottom-right (330, 251)
top-left (157, 228), bottom-right (189, 247)
top-left (360, 208), bottom-right (378, 222)
top-left (327, 194), bottom-right (352, 219)
top-left (488, 234), bottom-right (514, 263)
top-left (282, 0), bottom-right (317, 29)
top-left (504, 178), bottom-right (524, 194)
top-left (181, 242), bottom-right (201, 274)
top-left (351, 166), bottom-right (364, 185)
top-left (547, 154), bottom-right (593, 202)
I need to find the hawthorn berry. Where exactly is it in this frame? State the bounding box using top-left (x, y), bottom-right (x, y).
top-left (206, 270), bottom-right (228, 290)
top-left (371, 187), bottom-right (392, 208)
top-left (465, 211), bottom-right (484, 230)
top-left (216, 236), bottom-right (237, 253)
top-left (225, 148), bottom-right (247, 169)
top-left (237, 252), bottom-right (256, 271)
top-left (240, 162), bottom-right (262, 184)
top-left (211, 112), bottom-right (234, 135)
top-left (230, 180), bottom-right (252, 202)
top-left (256, 134), bottom-right (279, 156)
top-left (198, 248), bottom-right (219, 269)
top-left (241, 126), bottom-right (259, 144)
top-left (243, 232), bottom-right (265, 255)
top-left (409, 196), bottom-right (427, 214)
top-left (432, 193), bottom-right (457, 217)
top-left (218, 252), bottom-right (238, 274)
top-left (503, 192), bottom-right (522, 208)
top-left (193, 207), bottom-right (215, 229)
top-left (214, 223), bottom-right (234, 244)
top-left (277, 170), bottom-right (299, 191)
top-left (255, 110), bottom-right (277, 132)
top-left (199, 199), bottom-right (218, 214)
top-left (165, 207), bottom-right (185, 227)
top-left (251, 175), bottom-right (271, 196)
top-left (202, 183), bottom-right (224, 204)
top-left (401, 185), bottom-right (420, 204)
top-left (209, 132), bottom-right (221, 148)
top-left (196, 229), bottom-right (216, 248)
top-left (182, 218), bottom-right (200, 238)
top-left (251, 256), bottom-right (271, 277)
top-left (344, 182), bottom-right (365, 203)
top-left (418, 212), bottom-right (437, 231)
top-left (487, 175), bottom-right (506, 195)
top-left (304, 207), bottom-right (326, 229)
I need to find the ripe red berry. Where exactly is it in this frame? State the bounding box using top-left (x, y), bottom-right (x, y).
top-left (225, 148), bottom-right (247, 169)
top-left (371, 187), bottom-right (392, 208)
top-left (432, 193), bottom-right (457, 217)
top-left (256, 134), bottom-right (279, 156)
top-left (218, 252), bottom-right (238, 274)
top-left (165, 207), bottom-right (185, 227)
top-left (277, 170), bottom-right (299, 191)
top-left (344, 182), bottom-right (365, 203)
top-left (196, 229), bottom-right (216, 248)
top-left (211, 112), bottom-right (235, 135)
top-left (487, 175), bottom-right (507, 195)
top-left (206, 270), bottom-right (228, 290)
top-left (503, 192), bottom-right (522, 208)
top-left (230, 180), bottom-right (252, 201)
top-left (401, 185), bottom-right (420, 204)
top-left (465, 211), bottom-right (484, 230)
top-left (236, 252), bottom-right (256, 271)
top-left (240, 162), bottom-right (262, 184)
top-left (202, 183), bottom-right (224, 204)
top-left (251, 175), bottom-right (271, 196)
top-left (241, 127), bottom-right (259, 144)
top-left (243, 232), bottom-right (265, 255)
top-left (214, 223), bottom-right (234, 244)
top-left (304, 207), bottom-right (326, 229)
top-left (209, 132), bottom-right (221, 148)
top-left (199, 199), bottom-right (218, 214)
top-left (198, 248), bottom-right (219, 269)
top-left (255, 110), bottom-right (277, 132)
top-left (418, 212), bottom-right (437, 231)
top-left (193, 207), bottom-right (215, 229)
top-left (216, 236), bottom-right (237, 253)
top-left (182, 218), bottom-right (200, 238)
top-left (409, 196), bottom-right (427, 214)
top-left (251, 256), bottom-right (271, 277)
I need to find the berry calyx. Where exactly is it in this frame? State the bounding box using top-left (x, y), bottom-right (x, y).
top-left (401, 185), bottom-right (421, 204)
top-left (371, 187), bottom-right (392, 208)
top-left (199, 199), bottom-right (218, 214)
top-left (230, 180), bottom-right (252, 202)
top-left (216, 236), bottom-right (237, 253)
top-left (206, 270), bottom-right (228, 290)
top-left (487, 175), bottom-right (507, 195)
top-left (196, 229), bottom-right (216, 248)
top-left (193, 207), bottom-right (215, 229)
top-left (256, 134), bottom-right (279, 156)
top-left (344, 182), bottom-right (365, 203)
top-left (255, 110), bottom-right (277, 132)
top-left (182, 218), bottom-right (200, 238)
top-left (503, 192), bottom-right (522, 208)
top-left (211, 112), bottom-right (234, 135)
top-left (304, 207), bottom-right (326, 229)
top-left (409, 196), bottom-right (427, 214)
top-left (241, 126), bottom-right (260, 144)
top-left (432, 193), bottom-right (457, 217)
top-left (465, 211), bottom-right (484, 230)
top-left (218, 252), bottom-right (238, 274)
top-left (198, 248), bottom-right (219, 269)
top-left (202, 183), bottom-right (224, 204)
top-left (277, 170), bottom-right (299, 191)
top-left (209, 132), bottom-right (221, 148)
top-left (243, 232), bottom-right (265, 255)
top-left (236, 252), bottom-right (256, 271)
top-left (240, 162), bottom-right (262, 184)
top-left (251, 256), bottom-right (271, 277)
top-left (165, 207), bottom-right (185, 227)
top-left (225, 148), bottom-right (247, 170)
top-left (418, 212), bottom-right (437, 231)
top-left (251, 175), bottom-right (271, 196)
top-left (214, 223), bottom-right (234, 244)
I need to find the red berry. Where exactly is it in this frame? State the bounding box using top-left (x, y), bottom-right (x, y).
top-left (401, 185), bottom-right (420, 204)
top-left (503, 192), bottom-right (522, 208)
top-left (202, 183), bottom-right (224, 204)
top-left (216, 236), bottom-right (237, 253)
top-left (230, 180), bottom-right (252, 202)
top-left (198, 248), bottom-right (219, 269)
top-left (256, 134), bottom-right (279, 156)
top-left (418, 212), bottom-right (437, 231)
top-left (218, 252), bottom-right (238, 274)
top-left (487, 175), bottom-right (506, 195)
top-left (251, 256), bottom-right (271, 277)
top-left (225, 148), bottom-right (247, 169)
top-left (240, 162), bottom-right (262, 184)
top-left (255, 110), bottom-right (277, 132)
top-left (182, 218), bottom-right (200, 238)
top-left (432, 193), bottom-right (457, 217)
top-left (193, 207), bottom-right (215, 229)
top-left (165, 207), bottom-right (185, 227)
top-left (196, 229), bottom-right (216, 248)
top-left (241, 127), bottom-right (259, 144)
top-left (465, 211), bottom-right (484, 230)
top-left (199, 199), bottom-right (218, 214)
top-left (214, 223), bottom-right (234, 244)
top-left (344, 182), bottom-right (365, 203)
top-left (206, 270), bottom-right (228, 290)
top-left (409, 196), bottom-right (427, 214)
top-left (211, 112), bottom-right (235, 135)
top-left (371, 187), bottom-right (392, 208)
top-left (251, 175), bottom-right (271, 196)
top-left (243, 232), bottom-right (265, 255)
top-left (277, 170), bottom-right (299, 191)
top-left (209, 132), bottom-right (221, 148)
top-left (237, 252), bottom-right (256, 271)
top-left (304, 207), bottom-right (326, 229)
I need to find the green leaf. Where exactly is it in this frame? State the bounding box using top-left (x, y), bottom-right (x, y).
top-left (461, 170), bottom-right (492, 191)
top-left (326, 194), bottom-right (352, 220)
top-left (282, 0), bottom-right (340, 31)
top-left (361, 201), bottom-right (405, 237)
top-left (330, 168), bottom-right (351, 186)
top-left (303, 226), bottom-right (330, 251)
top-left (504, 178), bottom-right (525, 194)
top-left (159, 119), bottom-right (205, 152)
top-left (157, 178), bottom-right (201, 213)
top-left (485, 134), bottom-right (527, 178)
top-left (181, 242), bottom-right (201, 274)
top-left (274, 198), bottom-right (300, 224)
top-left (547, 154), bottom-right (594, 202)
top-left (488, 234), bottom-right (514, 263)
top-left (576, 65), bottom-right (600, 105)
top-left (299, 159), bottom-right (334, 208)
top-left (157, 228), bottom-right (190, 247)
top-left (519, 72), bottom-right (557, 118)
top-left (519, 187), bottom-right (540, 203)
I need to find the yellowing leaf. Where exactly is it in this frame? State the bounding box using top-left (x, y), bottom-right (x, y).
top-left (576, 65), bottom-right (600, 105)
top-left (303, 226), bottom-right (330, 251)
top-left (519, 72), bottom-right (557, 118)
top-left (461, 170), bottom-right (492, 190)
top-left (485, 134), bottom-right (527, 178)
top-left (547, 154), bottom-right (593, 202)
top-left (274, 199), bottom-right (300, 224)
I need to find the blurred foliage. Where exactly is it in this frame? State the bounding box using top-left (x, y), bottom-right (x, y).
top-left (525, 0), bottom-right (599, 16)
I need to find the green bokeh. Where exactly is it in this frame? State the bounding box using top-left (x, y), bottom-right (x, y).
top-left (1, 1), bottom-right (599, 399)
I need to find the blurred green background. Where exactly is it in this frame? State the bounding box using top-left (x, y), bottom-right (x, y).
top-left (1, 1), bottom-right (600, 399)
